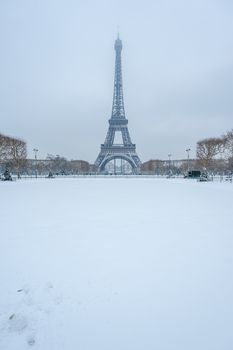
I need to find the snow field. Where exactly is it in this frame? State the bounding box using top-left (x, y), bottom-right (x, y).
top-left (0, 178), bottom-right (233, 349)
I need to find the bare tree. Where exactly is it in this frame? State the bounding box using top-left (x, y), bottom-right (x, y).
top-left (0, 134), bottom-right (11, 160)
top-left (196, 137), bottom-right (224, 171)
top-left (9, 138), bottom-right (27, 177)
top-left (223, 129), bottom-right (233, 171)
top-left (45, 154), bottom-right (69, 174)
top-left (223, 130), bottom-right (233, 157)
top-left (0, 133), bottom-right (27, 177)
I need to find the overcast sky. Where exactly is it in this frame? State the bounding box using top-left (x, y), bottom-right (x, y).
top-left (0, 0), bottom-right (233, 162)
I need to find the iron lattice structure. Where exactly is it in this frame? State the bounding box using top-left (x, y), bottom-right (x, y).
top-left (95, 35), bottom-right (141, 173)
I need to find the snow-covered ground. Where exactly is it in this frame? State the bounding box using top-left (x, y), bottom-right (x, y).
top-left (0, 178), bottom-right (233, 350)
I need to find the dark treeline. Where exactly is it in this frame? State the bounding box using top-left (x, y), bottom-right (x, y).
top-left (1, 128), bottom-right (233, 177)
top-left (25, 156), bottom-right (91, 176)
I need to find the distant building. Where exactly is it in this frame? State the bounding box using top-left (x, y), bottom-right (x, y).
top-left (69, 160), bottom-right (90, 174)
top-left (141, 159), bottom-right (197, 175)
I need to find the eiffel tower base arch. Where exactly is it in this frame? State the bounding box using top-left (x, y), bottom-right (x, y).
top-left (99, 154), bottom-right (141, 174)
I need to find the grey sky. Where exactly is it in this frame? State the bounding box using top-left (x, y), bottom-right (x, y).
top-left (0, 0), bottom-right (233, 162)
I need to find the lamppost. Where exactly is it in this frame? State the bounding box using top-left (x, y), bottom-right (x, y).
top-left (33, 148), bottom-right (38, 178)
top-left (168, 154), bottom-right (172, 175)
top-left (186, 148), bottom-right (191, 173)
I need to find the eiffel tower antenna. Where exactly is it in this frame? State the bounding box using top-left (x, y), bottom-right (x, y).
top-left (95, 35), bottom-right (141, 174)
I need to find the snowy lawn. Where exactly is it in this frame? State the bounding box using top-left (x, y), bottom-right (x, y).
top-left (0, 178), bottom-right (233, 350)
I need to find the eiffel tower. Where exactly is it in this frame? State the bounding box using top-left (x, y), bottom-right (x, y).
top-left (95, 35), bottom-right (141, 174)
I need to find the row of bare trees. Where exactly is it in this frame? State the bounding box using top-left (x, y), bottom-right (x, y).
top-left (26, 155), bottom-right (90, 176)
top-left (0, 133), bottom-right (27, 177)
top-left (196, 129), bottom-right (233, 172)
